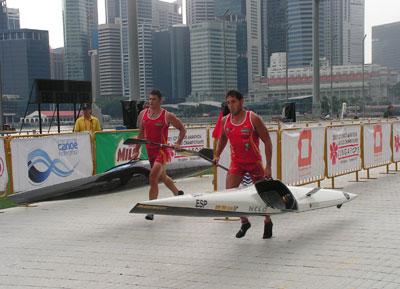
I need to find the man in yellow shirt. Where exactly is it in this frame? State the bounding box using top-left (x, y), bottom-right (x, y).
top-left (74, 103), bottom-right (101, 133)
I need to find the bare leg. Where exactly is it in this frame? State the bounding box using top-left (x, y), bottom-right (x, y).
top-left (148, 162), bottom-right (164, 200)
top-left (160, 170), bottom-right (180, 195)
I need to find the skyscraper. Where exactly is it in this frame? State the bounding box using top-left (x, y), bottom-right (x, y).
top-left (105, 0), bottom-right (120, 24)
top-left (186, 0), bottom-right (215, 26)
top-left (63, 0), bottom-right (98, 81)
top-left (214, 0), bottom-right (247, 93)
top-left (152, 30), bottom-right (172, 99)
top-left (98, 23), bottom-right (122, 99)
top-left (372, 22), bottom-right (400, 72)
top-left (120, 0), bottom-right (153, 99)
top-left (152, 0), bottom-right (182, 30)
top-left (0, 0), bottom-right (7, 30)
top-left (50, 48), bottom-right (65, 80)
top-left (342, 0), bottom-right (364, 64)
top-left (261, 0), bottom-right (287, 75)
top-left (0, 29), bottom-right (50, 100)
top-left (190, 21), bottom-right (237, 101)
top-left (152, 24), bottom-right (191, 103)
top-left (171, 24), bottom-right (191, 102)
top-left (246, 0), bottom-right (262, 90)
top-left (286, 0), bottom-right (364, 68)
top-left (7, 8), bottom-right (20, 30)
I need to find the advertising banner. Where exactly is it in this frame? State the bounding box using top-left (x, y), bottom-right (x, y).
top-left (167, 127), bottom-right (208, 163)
top-left (281, 127), bottom-right (325, 185)
top-left (11, 133), bottom-right (93, 193)
top-left (95, 128), bottom-right (208, 173)
top-left (214, 130), bottom-right (278, 191)
top-left (0, 138), bottom-right (9, 192)
top-left (326, 125), bottom-right (362, 177)
top-left (363, 123), bottom-right (391, 168)
top-left (95, 130), bottom-right (145, 173)
top-left (392, 122), bottom-right (400, 162)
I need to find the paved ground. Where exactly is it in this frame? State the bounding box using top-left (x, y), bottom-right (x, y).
top-left (1, 166), bottom-right (400, 289)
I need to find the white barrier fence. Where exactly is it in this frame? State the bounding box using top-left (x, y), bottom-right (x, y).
top-left (280, 127), bottom-right (325, 185)
top-left (0, 138), bottom-right (8, 192)
top-left (392, 122), bottom-right (400, 162)
top-left (326, 125), bottom-right (362, 177)
top-left (363, 122), bottom-right (391, 169)
top-left (10, 132), bottom-right (93, 193)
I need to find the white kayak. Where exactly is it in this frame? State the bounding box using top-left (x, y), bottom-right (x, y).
top-left (130, 179), bottom-right (357, 217)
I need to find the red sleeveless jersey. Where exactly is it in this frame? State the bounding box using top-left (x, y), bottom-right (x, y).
top-left (224, 111), bottom-right (261, 164)
top-left (141, 108), bottom-right (169, 156)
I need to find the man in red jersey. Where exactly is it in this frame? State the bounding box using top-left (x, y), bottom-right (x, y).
top-left (132, 89), bottom-right (186, 220)
top-left (214, 90), bottom-right (273, 239)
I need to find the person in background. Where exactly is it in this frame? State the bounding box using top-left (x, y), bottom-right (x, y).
top-left (383, 104), bottom-right (395, 118)
top-left (74, 103), bottom-right (101, 133)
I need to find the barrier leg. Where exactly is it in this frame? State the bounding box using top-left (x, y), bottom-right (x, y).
top-left (331, 177), bottom-right (335, 189)
top-left (397, 162), bottom-right (399, 172)
top-left (317, 180), bottom-right (321, 188)
top-left (356, 171), bottom-right (359, 182)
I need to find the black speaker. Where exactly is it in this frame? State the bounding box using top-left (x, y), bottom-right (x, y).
top-left (121, 100), bottom-right (147, 129)
top-left (283, 103), bottom-right (296, 122)
top-left (121, 100), bottom-right (138, 129)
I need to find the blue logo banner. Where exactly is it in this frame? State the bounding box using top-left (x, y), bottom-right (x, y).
top-left (27, 149), bottom-right (76, 184)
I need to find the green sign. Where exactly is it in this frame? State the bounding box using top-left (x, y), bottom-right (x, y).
top-left (95, 131), bottom-right (148, 173)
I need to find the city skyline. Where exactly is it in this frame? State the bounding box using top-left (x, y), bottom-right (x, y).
top-left (5, 0), bottom-right (400, 63)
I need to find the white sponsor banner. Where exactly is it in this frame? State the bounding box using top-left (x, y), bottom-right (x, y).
top-left (392, 122), bottom-right (400, 162)
top-left (11, 133), bottom-right (93, 193)
top-left (214, 130), bottom-right (278, 191)
top-left (327, 125), bottom-right (362, 177)
top-left (0, 138), bottom-right (9, 192)
top-left (281, 127), bottom-right (325, 185)
top-left (168, 127), bottom-right (208, 163)
top-left (363, 123), bottom-right (391, 168)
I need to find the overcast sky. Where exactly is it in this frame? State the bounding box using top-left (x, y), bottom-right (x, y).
top-left (6, 0), bottom-right (400, 63)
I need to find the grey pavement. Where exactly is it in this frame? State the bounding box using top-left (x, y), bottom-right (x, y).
top-left (1, 167), bottom-right (400, 289)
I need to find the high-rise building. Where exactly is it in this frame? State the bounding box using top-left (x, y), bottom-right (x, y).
top-left (63, 0), bottom-right (98, 81)
top-left (171, 24), bottom-right (191, 102)
top-left (0, 29), bottom-right (50, 101)
top-left (7, 8), bottom-right (20, 30)
top-left (286, 0), bottom-right (364, 68)
top-left (342, 0), bottom-right (364, 64)
top-left (287, 0), bottom-right (326, 68)
top-left (121, 0), bottom-right (153, 99)
top-left (261, 0), bottom-right (287, 75)
top-left (152, 24), bottom-right (191, 103)
top-left (215, 0), bottom-right (248, 93)
top-left (50, 47), bottom-right (65, 80)
top-left (152, 30), bottom-right (172, 99)
top-left (372, 22), bottom-right (400, 72)
top-left (186, 0), bottom-right (215, 26)
top-left (190, 21), bottom-right (237, 101)
top-left (246, 0), bottom-right (262, 90)
top-left (152, 0), bottom-right (182, 30)
top-left (0, 0), bottom-right (7, 30)
top-left (98, 23), bottom-right (122, 99)
top-left (105, 0), bottom-right (120, 24)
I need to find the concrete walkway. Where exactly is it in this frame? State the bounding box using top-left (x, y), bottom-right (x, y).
top-left (1, 167), bottom-right (400, 289)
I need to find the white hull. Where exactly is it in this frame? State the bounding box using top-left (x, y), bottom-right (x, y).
top-left (131, 179), bottom-right (357, 217)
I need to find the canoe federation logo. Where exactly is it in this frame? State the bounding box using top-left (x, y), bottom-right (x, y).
top-left (27, 148), bottom-right (77, 184)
